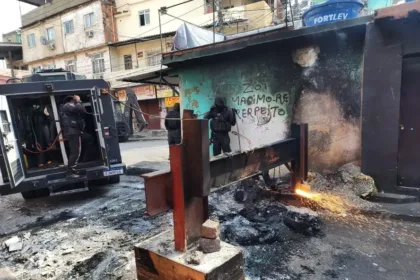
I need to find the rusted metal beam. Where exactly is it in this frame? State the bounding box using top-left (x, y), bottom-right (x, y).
top-left (170, 144), bottom-right (186, 251)
top-left (144, 124), bottom-right (308, 217)
top-left (143, 170), bottom-right (172, 216)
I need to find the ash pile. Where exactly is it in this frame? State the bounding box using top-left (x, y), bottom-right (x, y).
top-left (208, 179), bottom-right (324, 279)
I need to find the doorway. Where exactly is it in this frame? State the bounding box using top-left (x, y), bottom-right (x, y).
top-left (398, 56), bottom-right (420, 187)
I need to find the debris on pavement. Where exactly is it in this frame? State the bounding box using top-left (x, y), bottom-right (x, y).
top-left (184, 250), bottom-right (204, 265)
top-left (0, 267), bottom-right (16, 280)
top-left (3, 236), bottom-right (23, 252)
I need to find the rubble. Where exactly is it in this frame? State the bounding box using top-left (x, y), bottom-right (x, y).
top-left (307, 163), bottom-right (377, 209)
top-left (184, 250), bottom-right (204, 265)
top-left (199, 237), bottom-right (221, 253)
top-left (3, 236), bottom-right (23, 252)
top-left (0, 268), bottom-right (16, 280)
top-left (283, 206), bottom-right (324, 237)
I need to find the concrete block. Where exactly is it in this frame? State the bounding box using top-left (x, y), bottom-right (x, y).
top-left (135, 230), bottom-right (244, 280)
top-left (201, 219), bottom-right (220, 239)
top-left (199, 237), bottom-right (221, 253)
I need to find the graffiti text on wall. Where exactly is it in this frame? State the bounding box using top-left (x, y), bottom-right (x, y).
top-left (232, 92), bottom-right (290, 126)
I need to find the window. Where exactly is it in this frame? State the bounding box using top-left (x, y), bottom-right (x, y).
top-left (65, 59), bottom-right (77, 72)
top-left (0, 111), bottom-right (11, 134)
top-left (146, 50), bottom-right (161, 66)
top-left (63, 20), bottom-right (74, 34)
top-left (46, 27), bottom-right (55, 41)
top-left (139, 9), bottom-right (150, 26)
top-left (124, 55), bottom-right (133, 70)
top-left (84, 13), bottom-right (95, 28)
top-left (92, 53), bottom-right (105, 74)
top-left (27, 33), bottom-right (36, 48)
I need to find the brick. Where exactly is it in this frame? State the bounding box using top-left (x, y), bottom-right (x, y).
top-left (199, 238), bottom-right (221, 254)
top-left (201, 219), bottom-right (220, 239)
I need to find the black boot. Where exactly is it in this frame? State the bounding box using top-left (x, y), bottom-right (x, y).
top-left (66, 168), bottom-right (80, 179)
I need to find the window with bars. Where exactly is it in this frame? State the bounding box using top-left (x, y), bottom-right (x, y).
top-left (84, 12), bottom-right (95, 28)
top-left (92, 53), bottom-right (105, 74)
top-left (146, 50), bottom-right (161, 66)
top-left (63, 20), bottom-right (74, 34)
top-left (65, 60), bottom-right (77, 72)
top-left (124, 55), bottom-right (133, 70)
top-left (139, 9), bottom-right (150, 26)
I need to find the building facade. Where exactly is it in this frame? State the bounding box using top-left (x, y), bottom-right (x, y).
top-left (21, 0), bottom-right (117, 79)
top-left (106, 0), bottom-right (275, 129)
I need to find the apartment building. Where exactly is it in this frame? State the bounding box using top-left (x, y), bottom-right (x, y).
top-left (21, 0), bottom-right (117, 78)
top-left (105, 0), bottom-right (274, 129)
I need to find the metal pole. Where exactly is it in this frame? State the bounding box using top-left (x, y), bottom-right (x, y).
top-left (158, 9), bottom-right (164, 57)
top-left (213, 0), bottom-right (216, 43)
top-left (8, 51), bottom-right (15, 78)
top-left (217, 0), bottom-right (223, 33)
top-left (134, 42), bottom-right (139, 68)
top-left (50, 95), bottom-right (68, 165)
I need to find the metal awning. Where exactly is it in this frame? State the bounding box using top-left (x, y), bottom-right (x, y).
top-left (120, 65), bottom-right (179, 95)
top-left (0, 43), bottom-right (22, 60)
top-left (121, 65), bottom-right (179, 86)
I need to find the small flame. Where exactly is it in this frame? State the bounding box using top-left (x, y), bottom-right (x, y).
top-left (295, 187), bottom-right (314, 199)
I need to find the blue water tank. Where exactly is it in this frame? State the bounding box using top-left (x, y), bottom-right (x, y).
top-left (302, 0), bottom-right (364, 27)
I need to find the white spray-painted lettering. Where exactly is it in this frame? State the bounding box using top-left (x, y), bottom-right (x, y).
top-left (313, 13), bottom-right (348, 24)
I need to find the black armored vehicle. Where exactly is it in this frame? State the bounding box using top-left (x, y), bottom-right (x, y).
top-left (0, 76), bottom-right (125, 199)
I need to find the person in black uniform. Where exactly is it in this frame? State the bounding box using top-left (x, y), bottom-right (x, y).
top-left (205, 97), bottom-right (236, 156)
top-left (61, 95), bottom-right (90, 178)
top-left (164, 103), bottom-right (181, 145)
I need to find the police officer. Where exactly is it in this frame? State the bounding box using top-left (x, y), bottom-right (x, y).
top-left (164, 103), bottom-right (181, 145)
top-left (61, 95), bottom-right (87, 178)
top-left (205, 97), bottom-right (236, 156)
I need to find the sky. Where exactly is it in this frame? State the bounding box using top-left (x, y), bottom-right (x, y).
top-left (0, 0), bottom-right (36, 68)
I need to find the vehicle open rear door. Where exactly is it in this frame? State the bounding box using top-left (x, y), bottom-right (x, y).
top-left (90, 87), bottom-right (110, 169)
top-left (0, 96), bottom-right (25, 188)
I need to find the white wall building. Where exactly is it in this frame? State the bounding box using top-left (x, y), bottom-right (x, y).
top-left (21, 0), bottom-right (117, 78)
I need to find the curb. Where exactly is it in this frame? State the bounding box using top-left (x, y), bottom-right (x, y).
top-left (367, 193), bottom-right (419, 204)
top-left (126, 166), bottom-right (159, 176)
top-left (357, 208), bottom-right (420, 223)
top-left (128, 137), bottom-right (168, 142)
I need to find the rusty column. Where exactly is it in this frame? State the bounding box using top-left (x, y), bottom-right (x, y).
top-left (171, 110), bottom-right (210, 251)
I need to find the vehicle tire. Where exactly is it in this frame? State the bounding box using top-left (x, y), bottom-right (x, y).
top-left (118, 135), bottom-right (129, 143)
top-left (109, 176), bottom-right (120, 184)
top-left (21, 188), bottom-right (50, 200)
top-left (21, 190), bottom-right (37, 200)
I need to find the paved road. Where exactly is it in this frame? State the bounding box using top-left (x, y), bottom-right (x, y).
top-left (119, 140), bottom-right (169, 167)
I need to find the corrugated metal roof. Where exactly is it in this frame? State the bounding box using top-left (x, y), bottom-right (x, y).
top-left (162, 16), bottom-right (373, 66)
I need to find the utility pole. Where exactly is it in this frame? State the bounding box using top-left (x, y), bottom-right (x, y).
top-left (217, 0), bottom-right (224, 33)
top-left (8, 52), bottom-right (15, 78)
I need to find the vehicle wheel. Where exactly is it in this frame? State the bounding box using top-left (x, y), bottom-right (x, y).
top-left (36, 188), bottom-right (50, 198)
top-left (109, 176), bottom-right (120, 184)
top-left (118, 135), bottom-right (129, 143)
top-left (21, 190), bottom-right (37, 200)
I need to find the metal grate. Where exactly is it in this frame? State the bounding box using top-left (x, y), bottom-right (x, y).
top-left (11, 159), bottom-right (24, 183)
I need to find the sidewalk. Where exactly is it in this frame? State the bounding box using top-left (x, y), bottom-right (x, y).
top-left (122, 143), bottom-right (169, 176)
top-left (130, 129), bottom-right (168, 141)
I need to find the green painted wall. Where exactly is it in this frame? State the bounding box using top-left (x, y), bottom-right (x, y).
top-left (176, 28), bottom-right (365, 171)
top-left (179, 50), bottom-right (300, 154)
